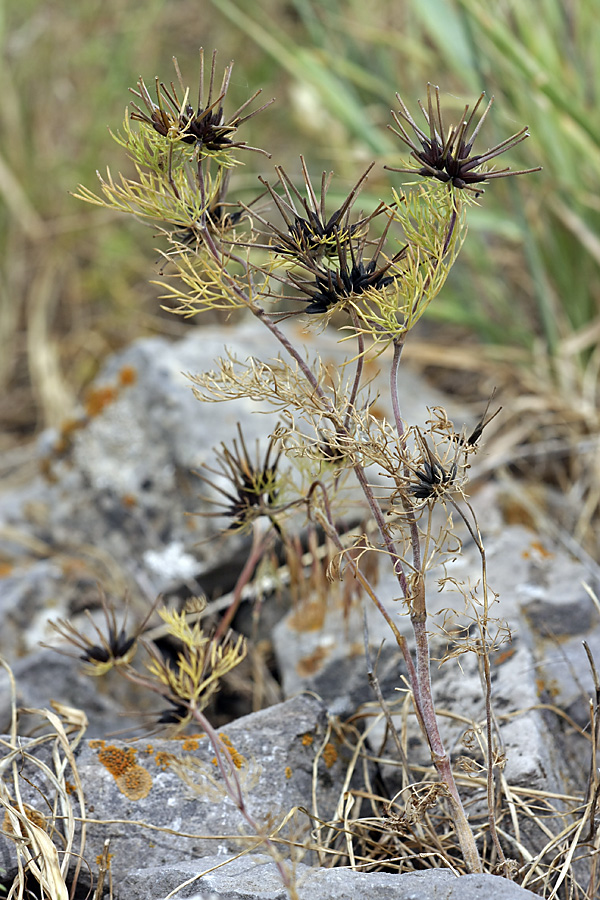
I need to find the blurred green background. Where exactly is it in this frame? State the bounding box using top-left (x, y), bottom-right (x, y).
top-left (1, 0), bottom-right (599, 449)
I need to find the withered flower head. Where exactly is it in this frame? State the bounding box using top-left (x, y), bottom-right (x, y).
top-left (387, 84), bottom-right (541, 193)
top-left (288, 220), bottom-right (406, 315)
top-left (252, 159), bottom-right (382, 262)
top-left (198, 423), bottom-right (283, 531)
top-left (45, 592), bottom-right (157, 676)
top-left (130, 49), bottom-right (273, 157)
top-left (407, 431), bottom-right (461, 504)
top-left (411, 455), bottom-right (458, 500)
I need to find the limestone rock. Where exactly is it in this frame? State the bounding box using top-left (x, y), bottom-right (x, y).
top-left (120, 853), bottom-right (544, 900)
top-left (0, 695), bottom-right (347, 883)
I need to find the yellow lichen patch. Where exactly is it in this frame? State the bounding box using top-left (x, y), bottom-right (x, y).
top-left (154, 751), bottom-right (175, 771)
top-left (3, 804), bottom-right (48, 839)
top-left (529, 539), bottom-right (554, 560)
top-left (212, 733), bottom-right (245, 769)
top-left (119, 364), bottom-right (138, 387)
top-left (85, 385), bottom-right (118, 418)
top-left (97, 744), bottom-right (137, 778)
top-left (182, 737), bottom-right (200, 751)
top-left (285, 766), bottom-right (292, 779)
top-left (288, 598), bottom-right (326, 632)
top-left (301, 733), bottom-right (314, 747)
top-left (115, 765), bottom-right (153, 801)
top-left (322, 742), bottom-right (338, 769)
top-left (65, 780), bottom-right (77, 795)
top-left (492, 646), bottom-right (517, 667)
top-left (297, 645), bottom-right (330, 677)
top-left (171, 732), bottom-right (205, 742)
top-left (93, 742), bottom-right (153, 800)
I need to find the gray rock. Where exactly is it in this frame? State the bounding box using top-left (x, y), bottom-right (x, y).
top-left (0, 327), bottom-right (594, 897)
top-left (120, 853), bottom-right (544, 900)
top-left (0, 649), bottom-right (157, 738)
top-left (0, 695), bottom-right (349, 882)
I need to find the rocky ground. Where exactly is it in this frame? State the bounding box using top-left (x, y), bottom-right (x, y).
top-left (1, 322), bottom-right (598, 899)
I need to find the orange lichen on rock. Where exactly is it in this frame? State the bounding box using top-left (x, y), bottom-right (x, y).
top-left (536, 675), bottom-right (560, 699)
top-left (529, 539), bottom-right (553, 559)
top-left (3, 804), bottom-right (47, 836)
top-left (288, 598), bottom-right (326, 632)
top-left (492, 646), bottom-right (517, 667)
top-left (285, 766), bottom-right (292, 779)
top-left (119, 365), bottom-right (138, 387)
top-left (322, 742), bottom-right (338, 769)
top-left (85, 365), bottom-right (136, 418)
top-left (41, 417), bottom-right (85, 478)
top-left (84, 385), bottom-right (118, 418)
top-left (97, 744), bottom-right (137, 778)
top-left (92, 742), bottom-right (153, 800)
top-left (115, 766), bottom-right (153, 801)
top-left (297, 645), bottom-right (329, 677)
top-left (53, 417), bottom-right (83, 456)
top-left (154, 751), bottom-right (175, 771)
top-left (40, 368), bottom-right (138, 479)
top-left (169, 732), bottom-right (205, 745)
top-left (301, 733), bottom-right (314, 747)
top-left (212, 733), bottom-right (245, 769)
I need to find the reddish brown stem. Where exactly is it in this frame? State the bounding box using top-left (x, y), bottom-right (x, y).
top-left (192, 707), bottom-right (296, 897)
top-left (213, 521), bottom-right (274, 642)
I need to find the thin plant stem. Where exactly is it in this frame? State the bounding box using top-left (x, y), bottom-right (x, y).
top-left (192, 707), bottom-right (297, 900)
top-left (344, 309), bottom-right (365, 432)
top-left (408, 568), bottom-right (481, 871)
top-left (389, 336), bottom-right (480, 868)
top-left (306, 480), bottom-right (425, 736)
top-left (451, 497), bottom-right (506, 871)
top-left (363, 610), bottom-right (414, 784)
top-left (390, 335), bottom-right (422, 573)
top-left (351, 463), bottom-right (409, 597)
top-left (442, 204), bottom-right (458, 256)
top-left (213, 520), bottom-right (275, 642)
top-left (389, 337), bottom-right (407, 441)
top-left (255, 307), bottom-right (410, 598)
